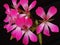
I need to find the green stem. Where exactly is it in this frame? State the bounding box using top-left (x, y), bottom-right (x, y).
top-left (10, 36), bottom-right (13, 40)
top-left (38, 33), bottom-right (42, 45)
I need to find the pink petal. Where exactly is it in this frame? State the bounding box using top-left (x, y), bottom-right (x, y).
top-left (10, 9), bottom-right (18, 17)
top-left (4, 15), bottom-right (10, 22)
top-left (11, 27), bottom-right (22, 41)
top-left (5, 11), bottom-right (10, 15)
top-left (47, 22), bottom-right (59, 32)
top-left (22, 30), bottom-right (25, 35)
top-left (17, 0), bottom-right (21, 8)
top-left (25, 18), bottom-right (33, 28)
top-left (20, 0), bottom-right (28, 11)
top-left (9, 9), bottom-right (18, 23)
top-left (12, 0), bottom-right (19, 9)
top-left (19, 14), bottom-right (26, 17)
top-left (43, 24), bottom-right (50, 36)
top-left (22, 32), bottom-right (29, 45)
top-left (36, 7), bottom-right (45, 19)
top-left (28, 30), bottom-right (37, 42)
top-left (36, 23), bottom-right (45, 34)
top-left (4, 4), bottom-right (10, 13)
top-left (29, 0), bottom-right (37, 11)
top-left (47, 6), bottom-right (57, 19)
top-left (12, 0), bottom-right (17, 6)
top-left (16, 17), bottom-right (25, 27)
top-left (4, 24), bottom-right (16, 32)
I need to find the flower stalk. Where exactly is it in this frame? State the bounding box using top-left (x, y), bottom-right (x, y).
top-left (38, 33), bottom-right (42, 45)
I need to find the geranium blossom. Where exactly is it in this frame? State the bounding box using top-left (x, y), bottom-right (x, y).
top-left (3, 0), bottom-right (21, 23)
top-left (20, 0), bottom-right (37, 17)
top-left (4, 17), bottom-right (37, 45)
top-left (3, 4), bottom-right (19, 23)
top-left (3, 0), bottom-right (37, 45)
top-left (3, 0), bottom-right (60, 45)
top-left (36, 6), bottom-right (59, 36)
top-left (12, 17), bottom-right (37, 45)
top-left (3, 3), bottom-right (20, 32)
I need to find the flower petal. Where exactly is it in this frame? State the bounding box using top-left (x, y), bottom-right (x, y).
top-left (47, 22), bottom-right (59, 32)
top-left (12, 0), bottom-right (20, 9)
top-left (12, 0), bottom-right (17, 6)
top-left (28, 30), bottom-right (37, 42)
top-left (11, 27), bottom-right (22, 41)
top-left (36, 7), bottom-right (45, 19)
top-left (4, 24), bottom-right (16, 32)
top-left (43, 24), bottom-right (50, 36)
top-left (4, 24), bottom-right (11, 32)
top-left (20, 0), bottom-right (28, 11)
top-left (22, 30), bottom-right (25, 35)
top-left (16, 17), bottom-right (25, 27)
top-left (19, 14), bottom-right (26, 17)
top-left (4, 15), bottom-right (10, 22)
top-left (17, 1), bottom-right (21, 8)
top-left (25, 18), bottom-right (33, 28)
top-left (4, 4), bottom-right (10, 13)
top-left (10, 9), bottom-right (18, 17)
top-left (47, 6), bottom-right (57, 19)
top-left (29, 0), bottom-right (37, 11)
top-left (36, 23), bottom-right (45, 34)
top-left (22, 32), bottom-right (29, 45)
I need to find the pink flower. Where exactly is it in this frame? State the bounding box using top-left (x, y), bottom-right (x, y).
top-left (36, 6), bottom-right (59, 36)
top-left (20, 0), bottom-right (37, 16)
top-left (3, 3), bottom-right (19, 32)
top-left (3, 0), bottom-right (37, 45)
top-left (11, 17), bottom-right (37, 45)
top-left (4, 16), bottom-right (37, 45)
top-left (3, 4), bottom-right (19, 24)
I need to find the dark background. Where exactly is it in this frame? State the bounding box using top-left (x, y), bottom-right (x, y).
top-left (0, 0), bottom-right (60, 45)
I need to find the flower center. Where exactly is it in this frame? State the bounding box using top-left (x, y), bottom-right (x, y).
top-left (39, 15), bottom-right (54, 23)
top-left (21, 25), bottom-right (28, 31)
top-left (40, 19), bottom-right (54, 23)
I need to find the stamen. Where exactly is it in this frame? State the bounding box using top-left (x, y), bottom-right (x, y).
top-left (39, 19), bottom-right (54, 23)
top-left (48, 19), bottom-right (54, 22)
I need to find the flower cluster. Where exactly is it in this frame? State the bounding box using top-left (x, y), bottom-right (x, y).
top-left (3, 0), bottom-right (59, 45)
